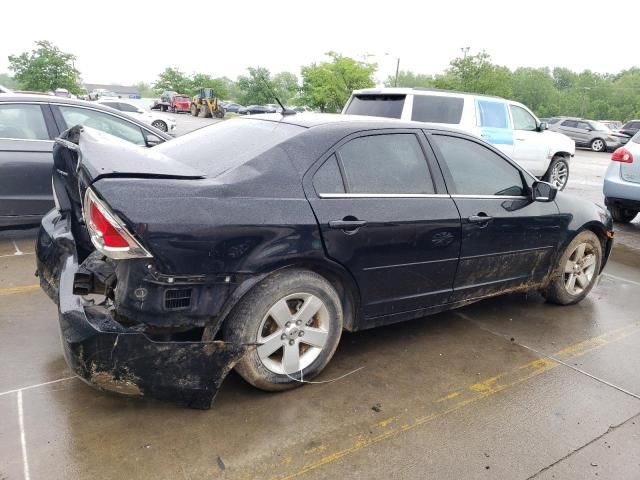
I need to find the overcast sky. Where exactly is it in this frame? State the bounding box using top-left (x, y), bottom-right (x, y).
top-left (1, 0), bottom-right (636, 86)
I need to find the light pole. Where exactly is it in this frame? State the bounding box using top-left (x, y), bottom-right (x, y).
top-left (460, 46), bottom-right (470, 59)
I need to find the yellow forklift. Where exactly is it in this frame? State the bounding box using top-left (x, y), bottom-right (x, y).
top-left (190, 88), bottom-right (225, 118)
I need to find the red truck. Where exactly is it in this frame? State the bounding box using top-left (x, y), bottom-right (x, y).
top-left (171, 94), bottom-right (191, 113)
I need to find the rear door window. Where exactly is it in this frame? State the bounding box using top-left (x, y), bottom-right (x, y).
top-left (313, 154), bottom-right (345, 194)
top-left (336, 133), bottom-right (434, 194)
top-left (411, 95), bottom-right (463, 124)
top-left (476, 100), bottom-right (509, 129)
top-left (344, 95), bottom-right (405, 119)
top-left (561, 120), bottom-right (578, 128)
top-left (0, 104), bottom-right (50, 140)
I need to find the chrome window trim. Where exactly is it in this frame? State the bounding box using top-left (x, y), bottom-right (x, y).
top-left (318, 193), bottom-right (450, 199)
top-left (0, 137), bottom-right (53, 143)
top-left (450, 194), bottom-right (529, 200)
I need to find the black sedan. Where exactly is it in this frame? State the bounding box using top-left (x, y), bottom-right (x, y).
top-left (36, 114), bottom-right (613, 408)
top-left (238, 104), bottom-right (277, 115)
top-left (0, 94), bottom-right (172, 228)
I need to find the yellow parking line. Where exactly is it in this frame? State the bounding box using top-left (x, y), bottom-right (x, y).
top-left (0, 284), bottom-right (40, 296)
top-left (259, 321), bottom-right (640, 480)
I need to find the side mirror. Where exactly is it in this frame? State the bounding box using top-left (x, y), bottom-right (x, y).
top-left (531, 180), bottom-right (557, 202)
top-left (145, 134), bottom-right (163, 147)
top-left (538, 122), bottom-right (548, 132)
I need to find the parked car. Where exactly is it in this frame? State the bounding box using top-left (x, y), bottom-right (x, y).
top-left (343, 88), bottom-right (576, 190)
top-left (36, 113), bottom-right (613, 408)
top-left (619, 120), bottom-right (640, 139)
top-left (171, 94), bottom-right (191, 113)
top-left (0, 94), bottom-right (171, 228)
top-left (222, 102), bottom-right (244, 113)
top-left (599, 120), bottom-right (623, 131)
top-left (238, 105), bottom-right (277, 115)
top-left (548, 117), bottom-right (628, 152)
top-left (88, 89), bottom-right (119, 101)
top-left (54, 88), bottom-right (72, 98)
top-left (604, 133), bottom-right (640, 223)
top-left (97, 100), bottom-right (176, 132)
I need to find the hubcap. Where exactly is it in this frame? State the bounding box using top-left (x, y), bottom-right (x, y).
top-left (550, 161), bottom-right (568, 189)
top-left (152, 121), bottom-right (167, 131)
top-left (592, 140), bottom-right (604, 151)
top-left (256, 293), bottom-right (330, 375)
top-left (564, 242), bottom-right (597, 295)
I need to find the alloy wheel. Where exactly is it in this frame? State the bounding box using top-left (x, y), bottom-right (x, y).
top-left (591, 139), bottom-right (605, 152)
top-left (550, 160), bottom-right (568, 189)
top-left (563, 242), bottom-right (597, 295)
top-left (256, 293), bottom-right (330, 375)
top-left (151, 120), bottom-right (167, 132)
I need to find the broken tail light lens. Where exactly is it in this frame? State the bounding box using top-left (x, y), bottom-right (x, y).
top-left (83, 188), bottom-right (152, 260)
top-left (611, 148), bottom-right (633, 163)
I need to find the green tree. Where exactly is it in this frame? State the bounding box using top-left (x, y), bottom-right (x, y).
top-left (0, 73), bottom-right (18, 89)
top-left (236, 67), bottom-right (277, 105)
top-left (300, 52), bottom-right (376, 112)
top-left (8, 40), bottom-right (81, 94)
top-left (273, 71), bottom-right (299, 104)
top-left (385, 70), bottom-right (435, 88)
top-left (191, 73), bottom-right (229, 99)
top-left (434, 51), bottom-right (512, 98)
top-left (511, 67), bottom-right (557, 116)
top-left (135, 81), bottom-right (156, 98)
top-left (153, 67), bottom-right (192, 94)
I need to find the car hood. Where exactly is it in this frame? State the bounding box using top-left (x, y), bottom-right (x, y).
top-left (543, 130), bottom-right (575, 154)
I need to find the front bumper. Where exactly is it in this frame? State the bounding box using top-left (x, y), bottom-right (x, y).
top-left (36, 211), bottom-right (252, 408)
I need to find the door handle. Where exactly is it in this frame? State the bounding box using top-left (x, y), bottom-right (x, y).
top-left (515, 138), bottom-right (526, 141)
top-left (329, 219), bottom-right (367, 230)
top-left (468, 213), bottom-right (493, 224)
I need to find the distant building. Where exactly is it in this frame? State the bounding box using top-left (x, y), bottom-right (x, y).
top-left (83, 83), bottom-right (141, 99)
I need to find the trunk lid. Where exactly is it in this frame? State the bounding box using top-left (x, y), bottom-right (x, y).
top-left (620, 139), bottom-right (640, 184)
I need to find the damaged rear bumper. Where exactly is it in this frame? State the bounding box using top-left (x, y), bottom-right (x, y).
top-left (36, 210), bottom-right (251, 409)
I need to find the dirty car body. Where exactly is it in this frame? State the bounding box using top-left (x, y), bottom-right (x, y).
top-left (36, 114), bottom-right (614, 408)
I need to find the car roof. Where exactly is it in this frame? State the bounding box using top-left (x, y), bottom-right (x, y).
top-left (351, 87), bottom-right (504, 101)
top-left (245, 112), bottom-right (469, 133)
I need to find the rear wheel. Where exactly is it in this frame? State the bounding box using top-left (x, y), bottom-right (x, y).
top-left (610, 205), bottom-right (638, 223)
top-left (591, 138), bottom-right (606, 152)
top-left (224, 270), bottom-right (343, 391)
top-left (214, 108), bottom-right (225, 119)
top-left (543, 155), bottom-right (570, 190)
top-left (544, 231), bottom-right (602, 305)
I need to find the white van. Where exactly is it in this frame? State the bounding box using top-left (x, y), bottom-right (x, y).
top-left (343, 88), bottom-right (575, 190)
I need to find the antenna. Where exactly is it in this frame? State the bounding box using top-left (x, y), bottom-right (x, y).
top-left (257, 71), bottom-right (296, 116)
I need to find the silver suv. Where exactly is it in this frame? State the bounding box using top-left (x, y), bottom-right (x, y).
top-left (549, 117), bottom-right (628, 152)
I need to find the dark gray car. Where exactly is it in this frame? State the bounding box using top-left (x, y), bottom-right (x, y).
top-left (549, 117), bottom-right (628, 152)
top-left (0, 94), bottom-right (171, 228)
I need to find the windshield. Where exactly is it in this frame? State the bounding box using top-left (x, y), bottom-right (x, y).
top-left (344, 94), bottom-right (405, 119)
top-left (155, 119), bottom-right (304, 176)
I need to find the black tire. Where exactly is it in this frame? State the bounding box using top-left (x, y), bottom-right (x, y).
top-left (151, 120), bottom-right (167, 132)
top-left (214, 108), bottom-right (225, 119)
top-left (590, 138), bottom-right (606, 152)
top-left (610, 205), bottom-right (638, 223)
top-left (544, 231), bottom-right (602, 306)
top-left (223, 269), bottom-right (343, 391)
top-left (543, 155), bottom-right (570, 191)
top-left (203, 106), bottom-right (212, 118)
top-left (190, 104), bottom-right (199, 117)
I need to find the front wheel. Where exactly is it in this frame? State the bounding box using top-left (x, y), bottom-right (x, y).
top-left (543, 155), bottom-right (570, 191)
top-left (610, 205), bottom-right (638, 223)
top-left (591, 138), bottom-right (606, 152)
top-left (223, 270), bottom-right (343, 391)
top-left (544, 230), bottom-right (602, 306)
top-left (190, 104), bottom-right (199, 116)
top-left (214, 108), bottom-right (225, 119)
top-left (151, 120), bottom-right (168, 132)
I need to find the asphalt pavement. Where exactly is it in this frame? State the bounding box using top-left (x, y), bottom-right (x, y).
top-left (0, 125), bottom-right (639, 480)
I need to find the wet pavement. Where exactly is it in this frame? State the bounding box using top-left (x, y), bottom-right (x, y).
top-left (1, 149), bottom-right (639, 479)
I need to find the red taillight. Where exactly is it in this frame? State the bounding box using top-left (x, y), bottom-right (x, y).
top-left (83, 188), bottom-right (152, 259)
top-left (89, 201), bottom-right (129, 248)
top-left (611, 148), bottom-right (633, 163)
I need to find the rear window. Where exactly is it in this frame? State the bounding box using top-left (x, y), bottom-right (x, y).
top-left (175, 96), bottom-right (190, 101)
top-left (155, 119), bottom-right (304, 176)
top-left (632, 132), bottom-right (640, 144)
top-left (411, 95), bottom-right (463, 124)
top-left (344, 95), bottom-right (405, 119)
